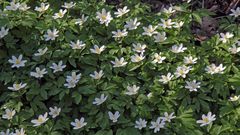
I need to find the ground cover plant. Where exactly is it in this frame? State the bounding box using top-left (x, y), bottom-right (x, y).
top-left (0, 0), bottom-right (240, 134)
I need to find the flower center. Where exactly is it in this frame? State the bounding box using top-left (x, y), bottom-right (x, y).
top-left (147, 29), bottom-right (153, 33)
top-left (15, 84), bottom-right (21, 90)
top-left (96, 48), bottom-right (101, 53)
top-left (58, 13), bottom-right (64, 17)
top-left (76, 122), bottom-right (82, 128)
top-left (166, 21), bottom-right (171, 26)
top-left (38, 117), bottom-right (44, 123)
top-left (15, 59), bottom-right (21, 64)
top-left (49, 33), bottom-right (55, 38)
top-left (101, 15), bottom-right (107, 21)
top-left (179, 69), bottom-right (185, 75)
top-left (203, 117), bottom-right (209, 123)
top-left (7, 112), bottom-right (13, 118)
top-left (53, 111), bottom-right (58, 116)
top-left (136, 56), bottom-right (142, 61)
top-left (116, 61), bottom-right (122, 66)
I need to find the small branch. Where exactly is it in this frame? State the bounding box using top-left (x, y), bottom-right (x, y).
top-left (225, 0), bottom-right (240, 13)
top-left (202, 0), bottom-right (204, 8)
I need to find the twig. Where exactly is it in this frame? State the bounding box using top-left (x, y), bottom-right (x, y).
top-left (202, 0), bottom-right (204, 8)
top-left (225, 0), bottom-right (240, 13)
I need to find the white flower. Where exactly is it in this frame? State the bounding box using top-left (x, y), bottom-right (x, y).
top-left (90, 45), bottom-right (105, 54)
top-left (175, 65), bottom-right (192, 78)
top-left (2, 109), bottom-right (16, 120)
top-left (34, 47), bottom-right (48, 56)
top-left (185, 80), bottom-right (201, 92)
top-left (196, 112), bottom-right (216, 127)
top-left (96, 8), bottom-right (113, 26)
top-left (237, 41), bottom-right (240, 46)
top-left (30, 67), bottom-right (48, 78)
top-left (8, 82), bottom-right (27, 91)
top-left (205, 63), bottom-right (226, 74)
top-left (154, 32), bottom-right (167, 43)
top-left (69, 40), bottom-right (86, 49)
top-left (149, 117), bottom-right (165, 133)
top-left (13, 128), bottom-right (25, 135)
top-left (163, 6), bottom-right (176, 14)
top-left (5, 1), bottom-right (20, 11)
top-left (219, 32), bottom-right (234, 43)
top-left (173, 6), bottom-right (183, 12)
top-left (124, 18), bottom-right (141, 30)
top-left (216, 64), bottom-right (226, 73)
top-left (131, 53), bottom-right (145, 63)
top-left (171, 44), bottom-right (187, 53)
top-left (66, 72), bottom-right (81, 82)
top-left (114, 6), bottom-right (130, 17)
top-left (49, 106), bottom-right (61, 118)
top-left (230, 7), bottom-right (240, 18)
top-left (125, 85), bottom-right (140, 95)
top-left (152, 52), bottom-right (166, 64)
top-left (0, 27), bottom-right (9, 38)
top-left (108, 111), bottom-right (120, 123)
top-left (142, 25), bottom-right (158, 36)
top-left (0, 9), bottom-right (6, 16)
top-left (44, 29), bottom-right (59, 41)
top-left (93, 94), bottom-right (108, 105)
top-left (71, 117), bottom-right (87, 130)
top-left (75, 14), bottom-right (88, 26)
top-left (147, 92), bottom-right (153, 99)
top-left (229, 95), bottom-right (240, 101)
top-left (8, 54), bottom-right (27, 68)
top-left (183, 56), bottom-right (197, 64)
top-left (64, 72), bottom-right (81, 88)
top-left (62, 2), bottom-right (76, 9)
top-left (53, 9), bottom-right (67, 19)
top-left (112, 29), bottom-right (128, 39)
top-left (64, 80), bottom-right (77, 88)
top-left (159, 73), bottom-right (174, 84)
top-left (0, 129), bottom-right (12, 135)
top-left (183, 0), bottom-right (192, 3)
top-left (31, 113), bottom-right (49, 127)
top-left (132, 43), bottom-right (147, 53)
top-left (19, 3), bottom-right (30, 11)
top-left (159, 19), bottom-right (175, 29)
top-left (111, 57), bottom-right (128, 67)
top-left (89, 70), bottom-right (104, 80)
top-left (35, 3), bottom-right (50, 12)
top-left (135, 118), bottom-right (147, 130)
top-left (173, 21), bottom-right (184, 28)
top-left (50, 61), bottom-right (66, 73)
top-left (205, 64), bottom-right (217, 74)
top-left (229, 44), bottom-right (240, 54)
top-left (160, 112), bottom-right (176, 122)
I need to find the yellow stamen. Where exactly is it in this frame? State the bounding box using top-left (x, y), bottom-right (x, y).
top-left (38, 117), bottom-right (44, 123)
top-left (15, 59), bottom-right (21, 64)
top-left (101, 15), bottom-right (107, 20)
top-left (203, 118), bottom-right (209, 123)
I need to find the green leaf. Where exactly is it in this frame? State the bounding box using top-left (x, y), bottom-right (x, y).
top-left (192, 13), bottom-right (202, 24)
top-left (178, 108), bottom-right (196, 129)
top-left (116, 128), bottom-right (141, 135)
top-left (99, 113), bottom-right (109, 129)
top-left (59, 91), bottom-right (66, 100)
top-left (219, 105), bottom-right (234, 117)
top-left (40, 89), bottom-right (48, 100)
top-left (72, 91), bottom-right (82, 104)
top-left (79, 85), bottom-right (96, 95)
top-left (68, 59), bottom-right (77, 68)
top-left (95, 130), bottom-right (113, 135)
